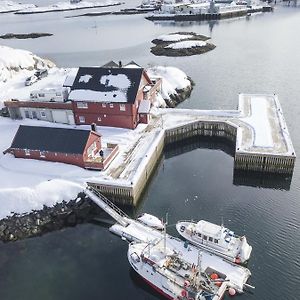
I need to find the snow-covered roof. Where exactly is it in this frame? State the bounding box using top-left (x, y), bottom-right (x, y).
top-left (196, 220), bottom-right (221, 237)
top-left (69, 67), bottom-right (144, 104)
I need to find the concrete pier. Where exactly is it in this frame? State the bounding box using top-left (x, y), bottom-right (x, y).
top-left (87, 94), bottom-right (296, 205)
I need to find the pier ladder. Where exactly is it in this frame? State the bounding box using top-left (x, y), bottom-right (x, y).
top-left (85, 186), bottom-right (129, 227)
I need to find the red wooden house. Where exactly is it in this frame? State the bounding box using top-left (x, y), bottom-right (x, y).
top-left (67, 65), bottom-right (161, 129)
top-left (5, 125), bottom-right (117, 170)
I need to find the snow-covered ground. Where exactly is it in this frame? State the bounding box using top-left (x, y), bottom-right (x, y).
top-left (16, 0), bottom-right (122, 14)
top-left (0, 46), bottom-right (192, 220)
top-left (156, 33), bottom-right (194, 42)
top-left (0, 1), bottom-right (35, 13)
top-left (165, 40), bottom-right (207, 49)
top-left (0, 45), bottom-right (55, 86)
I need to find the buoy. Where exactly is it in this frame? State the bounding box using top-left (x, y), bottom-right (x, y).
top-left (181, 289), bottom-right (187, 297)
top-left (228, 288), bottom-right (236, 296)
top-left (235, 257), bottom-right (241, 264)
top-left (210, 273), bottom-right (219, 280)
top-left (184, 280), bottom-right (190, 288)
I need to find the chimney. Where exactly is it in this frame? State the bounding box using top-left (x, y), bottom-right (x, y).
top-left (91, 123), bottom-right (97, 132)
top-left (119, 61), bottom-right (122, 68)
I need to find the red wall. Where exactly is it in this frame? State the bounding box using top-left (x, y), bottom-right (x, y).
top-left (83, 132), bottom-right (102, 161)
top-left (72, 102), bottom-right (138, 129)
top-left (12, 149), bottom-right (85, 168)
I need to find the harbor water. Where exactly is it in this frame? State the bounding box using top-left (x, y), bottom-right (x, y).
top-left (0, 2), bottom-right (300, 299)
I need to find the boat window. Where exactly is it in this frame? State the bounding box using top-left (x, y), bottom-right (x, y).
top-left (203, 235), bottom-right (207, 240)
top-left (214, 239), bottom-right (218, 244)
top-left (198, 233), bottom-right (202, 238)
top-left (208, 237), bottom-right (213, 242)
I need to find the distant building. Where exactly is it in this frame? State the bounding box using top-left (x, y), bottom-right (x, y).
top-left (5, 125), bottom-right (118, 170)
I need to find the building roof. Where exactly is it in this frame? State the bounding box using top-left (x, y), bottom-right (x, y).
top-left (68, 67), bottom-right (144, 104)
top-left (10, 125), bottom-right (98, 154)
top-left (101, 61), bottom-right (119, 68)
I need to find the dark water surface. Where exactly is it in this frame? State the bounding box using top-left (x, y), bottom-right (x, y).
top-left (1, 3), bottom-right (300, 300)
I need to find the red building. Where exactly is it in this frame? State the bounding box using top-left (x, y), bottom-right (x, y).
top-left (67, 65), bottom-right (161, 129)
top-left (5, 125), bottom-right (118, 170)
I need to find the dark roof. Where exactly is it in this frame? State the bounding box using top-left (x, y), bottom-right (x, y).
top-left (70, 67), bottom-right (144, 104)
top-left (11, 125), bottom-right (96, 154)
top-left (101, 61), bottom-right (119, 68)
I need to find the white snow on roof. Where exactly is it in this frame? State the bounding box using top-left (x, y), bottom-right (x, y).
top-left (138, 100), bottom-right (151, 114)
top-left (165, 40), bottom-right (207, 49)
top-left (68, 89), bottom-right (127, 102)
top-left (242, 96), bottom-right (274, 148)
top-left (196, 220), bottom-right (221, 237)
top-left (79, 74), bottom-right (92, 83)
top-left (63, 68), bottom-right (78, 87)
top-left (100, 74), bottom-right (131, 89)
top-left (156, 33), bottom-right (193, 42)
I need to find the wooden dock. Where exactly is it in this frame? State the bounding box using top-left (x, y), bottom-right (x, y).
top-left (87, 94), bottom-right (296, 205)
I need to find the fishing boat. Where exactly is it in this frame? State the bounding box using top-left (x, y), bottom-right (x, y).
top-left (176, 220), bottom-right (252, 264)
top-left (136, 213), bottom-right (164, 230)
top-left (128, 239), bottom-right (227, 300)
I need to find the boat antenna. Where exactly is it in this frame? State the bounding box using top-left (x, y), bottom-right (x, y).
top-left (221, 216), bottom-right (224, 228)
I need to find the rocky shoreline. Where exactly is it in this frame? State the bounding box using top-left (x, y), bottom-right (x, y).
top-left (0, 192), bottom-right (103, 242)
top-left (151, 32), bottom-right (216, 57)
top-left (166, 77), bottom-right (194, 107)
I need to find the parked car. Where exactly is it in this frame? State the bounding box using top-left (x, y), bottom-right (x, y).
top-left (25, 75), bottom-right (38, 86)
top-left (34, 69), bottom-right (48, 79)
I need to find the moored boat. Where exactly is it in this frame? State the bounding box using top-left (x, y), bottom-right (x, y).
top-left (128, 239), bottom-right (227, 300)
top-left (176, 220), bottom-right (252, 264)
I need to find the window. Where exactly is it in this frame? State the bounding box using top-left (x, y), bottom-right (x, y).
top-left (119, 104), bottom-right (126, 111)
top-left (38, 93), bottom-right (45, 97)
top-left (104, 114), bottom-right (107, 118)
top-left (77, 102), bottom-right (88, 109)
top-left (214, 239), bottom-right (218, 244)
top-left (79, 116), bottom-right (85, 123)
top-left (40, 111), bottom-right (46, 118)
top-left (109, 103), bottom-right (114, 108)
top-left (25, 149), bottom-right (30, 156)
top-left (40, 151), bottom-right (45, 158)
top-left (198, 233), bottom-right (202, 238)
top-left (102, 103), bottom-right (106, 108)
top-left (97, 117), bottom-right (102, 122)
top-left (203, 235), bottom-right (207, 241)
top-left (25, 111), bottom-right (30, 118)
top-left (56, 92), bottom-right (61, 96)
top-left (32, 111), bottom-right (37, 119)
top-left (208, 237), bottom-right (213, 242)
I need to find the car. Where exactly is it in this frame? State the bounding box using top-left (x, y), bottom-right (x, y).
top-left (25, 75), bottom-right (38, 86)
top-left (34, 69), bottom-right (48, 79)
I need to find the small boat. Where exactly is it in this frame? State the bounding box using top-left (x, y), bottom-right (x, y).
top-left (176, 220), bottom-right (252, 264)
top-left (128, 239), bottom-right (226, 300)
top-left (136, 213), bottom-right (164, 230)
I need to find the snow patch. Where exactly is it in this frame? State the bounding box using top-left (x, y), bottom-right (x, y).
top-left (100, 74), bottom-right (131, 89)
top-left (156, 33), bottom-right (194, 42)
top-left (0, 179), bottom-right (84, 220)
top-left (79, 74), bottom-right (92, 83)
top-left (165, 40), bottom-right (207, 49)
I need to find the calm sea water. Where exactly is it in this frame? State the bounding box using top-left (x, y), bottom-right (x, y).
top-left (0, 2), bottom-right (300, 300)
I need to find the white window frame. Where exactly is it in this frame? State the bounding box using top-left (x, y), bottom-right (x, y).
top-left (40, 151), bottom-right (46, 158)
top-left (77, 102), bottom-right (88, 109)
top-left (102, 103), bottom-right (106, 108)
top-left (97, 117), bottom-right (102, 122)
top-left (119, 104), bottom-right (126, 111)
top-left (109, 103), bottom-right (114, 108)
top-left (40, 111), bottom-right (46, 118)
top-left (79, 116), bottom-right (85, 123)
top-left (25, 149), bottom-right (30, 156)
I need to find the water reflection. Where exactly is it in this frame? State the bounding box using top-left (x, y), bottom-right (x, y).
top-left (165, 136), bottom-right (292, 191)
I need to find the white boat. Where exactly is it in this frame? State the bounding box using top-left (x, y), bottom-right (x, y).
top-left (176, 220), bottom-right (252, 264)
top-left (136, 213), bottom-right (164, 230)
top-left (128, 239), bottom-right (227, 300)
